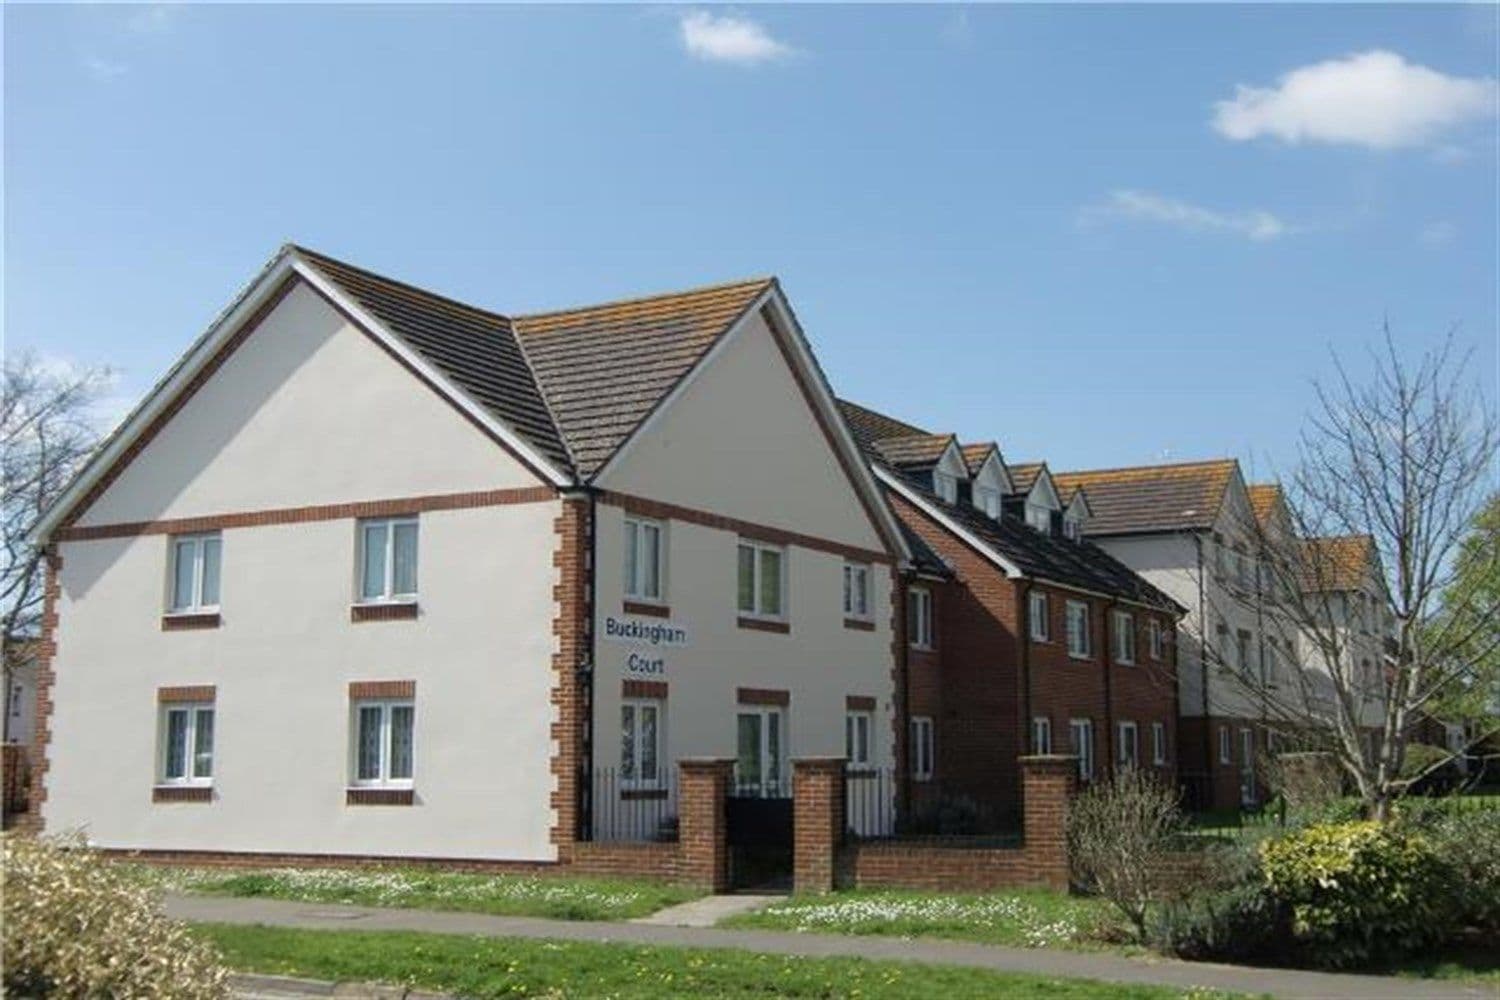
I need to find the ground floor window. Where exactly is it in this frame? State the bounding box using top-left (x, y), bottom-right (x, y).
top-left (1151, 721), bottom-right (1167, 765)
top-left (735, 707), bottom-right (786, 797)
top-left (621, 699), bottom-right (663, 787)
top-left (352, 700), bottom-right (414, 787)
top-left (1031, 716), bottom-right (1052, 754)
top-left (910, 716), bottom-right (934, 781)
top-left (1069, 718), bottom-right (1094, 780)
top-left (1218, 724), bottom-right (1232, 764)
top-left (845, 710), bottom-right (872, 768)
top-left (1239, 727), bottom-right (1256, 806)
top-left (160, 704), bottom-right (214, 784)
top-left (1116, 720), bottom-right (1139, 769)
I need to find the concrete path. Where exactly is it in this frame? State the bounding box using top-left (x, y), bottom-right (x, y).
top-left (169, 894), bottom-right (1494, 1000)
top-left (230, 972), bottom-right (451, 999)
top-left (630, 893), bottom-right (781, 927)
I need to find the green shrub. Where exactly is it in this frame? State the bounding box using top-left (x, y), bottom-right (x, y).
top-left (1419, 811), bottom-right (1500, 933)
top-left (1153, 843), bottom-right (1287, 962)
top-left (1259, 821), bottom-right (1453, 968)
top-left (3, 835), bottom-right (228, 998)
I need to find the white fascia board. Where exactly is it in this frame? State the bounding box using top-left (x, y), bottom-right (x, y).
top-left (875, 466), bottom-right (1020, 578)
top-left (289, 258), bottom-right (571, 488)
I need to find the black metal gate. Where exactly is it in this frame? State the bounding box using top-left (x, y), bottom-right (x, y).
top-left (726, 794), bottom-right (793, 890)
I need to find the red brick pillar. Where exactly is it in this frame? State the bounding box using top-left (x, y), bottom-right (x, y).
top-left (677, 758), bottom-right (732, 892)
top-left (793, 757), bottom-right (845, 894)
top-left (1020, 754), bottom-right (1077, 890)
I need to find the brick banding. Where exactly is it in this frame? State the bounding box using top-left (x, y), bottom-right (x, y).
top-left (351, 602), bottom-right (419, 623)
top-left (622, 600), bottom-right (670, 618)
top-left (153, 786), bottom-right (212, 803)
top-left (161, 612), bottom-right (221, 631)
top-left (622, 680), bottom-right (668, 700)
top-left (845, 695), bottom-right (876, 711)
top-left (158, 685), bottom-right (216, 704)
top-left (843, 617), bottom-right (875, 631)
top-left (348, 680), bottom-right (415, 699)
top-left (737, 687), bottom-right (790, 707)
top-left (345, 788), bottom-right (415, 806)
top-left (737, 617), bottom-right (790, 634)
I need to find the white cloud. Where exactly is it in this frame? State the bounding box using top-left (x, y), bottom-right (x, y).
top-left (680, 11), bottom-right (791, 65)
top-left (1082, 190), bottom-right (1293, 242)
top-left (1212, 50), bottom-right (1497, 149)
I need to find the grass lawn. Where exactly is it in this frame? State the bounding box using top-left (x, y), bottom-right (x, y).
top-left (719, 887), bottom-right (1126, 951)
top-left (124, 864), bottom-right (698, 921)
top-left (194, 924), bottom-right (1252, 999)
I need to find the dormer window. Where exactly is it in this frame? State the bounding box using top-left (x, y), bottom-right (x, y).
top-left (933, 470), bottom-right (958, 504)
top-left (1063, 517), bottom-right (1081, 541)
top-left (975, 486), bottom-right (1001, 519)
top-left (1026, 504), bottom-right (1051, 533)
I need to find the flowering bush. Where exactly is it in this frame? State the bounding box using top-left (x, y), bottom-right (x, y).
top-left (745, 891), bottom-right (1098, 948)
top-left (3, 835), bottom-right (228, 998)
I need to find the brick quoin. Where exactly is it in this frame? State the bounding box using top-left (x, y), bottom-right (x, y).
top-left (550, 497), bottom-right (590, 856)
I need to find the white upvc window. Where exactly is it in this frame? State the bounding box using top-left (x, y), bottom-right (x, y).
top-left (735, 706), bottom-right (787, 797)
top-left (623, 517), bottom-right (665, 602)
top-left (1151, 722), bottom-right (1167, 765)
top-left (1032, 716), bottom-right (1052, 755)
top-left (358, 517), bottom-right (418, 603)
top-left (845, 711), bottom-right (873, 768)
top-left (1117, 720), bottom-right (1139, 769)
top-left (1236, 630), bottom-right (1253, 678)
top-left (1028, 591), bottom-right (1050, 642)
top-left (168, 533), bottom-right (222, 612)
top-left (1065, 600), bottom-right (1091, 659)
top-left (351, 700), bottom-right (415, 787)
top-left (1026, 504), bottom-right (1051, 533)
top-left (908, 587), bottom-right (934, 650)
top-left (1265, 641), bottom-right (1280, 685)
top-left (1111, 610), bottom-right (1135, 665)
top-left (1063, 516), bottom-right (1082, 540)
top-left (910, 716), bottom-right (935, 781)
top-left (1147, 618), bottom-right (1164, 660)
top-left (737, 540), bottom-right (785, 619)
top-left (621, 698), bottom-right (662, 788)
top-left (975, 486), bottom-right (1001, 518)
top-left (1070, 718), bottom-right (1094, 780)
top-left (1218, 725), bottom-right (1232, 764)
top-left (159, 704), bottom-right (214, 785)
top-left (843, 562), bottom-right (872, 620)
top-left (933, 471), bottom-right (958, 504)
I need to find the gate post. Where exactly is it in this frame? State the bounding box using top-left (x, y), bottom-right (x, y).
top-left (1020, 754), bottom-right (1076, 889)
top-left (793, 757), bottom-right (845, 894)
top-left (677, 758), bottom-right (733, 892)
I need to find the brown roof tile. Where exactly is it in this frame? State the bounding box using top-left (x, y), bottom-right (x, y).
top-left (1302, 535), bottom-right (1376, 592)
top-left (870, 433), bottom-right (956, 468)
top-left (836, 398), bottom-right (930, 451)
top-left (1052, 459), bottom-right (1238, 536)
top-left (960, 443), bottom-right (1000, 476)
top-left (1247, 483), bottom-right (1284, 526)
top-left (1007, 462), bottom-right (1045, 494)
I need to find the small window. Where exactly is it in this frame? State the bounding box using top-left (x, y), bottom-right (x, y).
top-left (1265, 642), bottom-right (1280, 685)
top-left (908, 588), bottom-right (934, 650)
top-left (1111, 610), bottom-right (1135, 665)
top-left (352, 700), bottom-right (415, 787)
top-left (1028, 591), bottom-right (1049, 642)
top-left (160, 704), bottom-right (214, 785)
top-left (1117, 721), bottom-right (1139, 769)
top-left (1026, 504), bottom-right (1051, 533)
top-left (910, 716), bottom-right (934, 781)
top-left (168, 533), bottom-right (222, 612)
top-left (1151, 722), bottom-right (1167, 765)
top-left (1236, 630), bottom-right (1253, 677)
top-left (1218, 725), bottom-right (1232, 764)
top-left (1065, 600), bottom-right (1091, 659)
top-left (621, 699), bottom-right (662, 787)
top-left (1235, 550), bottom-right (1250, 590)
top-left (737, 540), bottom-right (785, 618)
top-left (1147, 618), bottom-right (1164, 660)
top-left (1031, 716), bottom-right (1052, 754)
top-left (623, 518), bottom-right (664, 602)
top-left (933, 471), bottom-right (958, 504)
top-left (358, 517), bottom-right (418, 603)
top-left (843, 563), bottom-right (871, 619)
top-left (975, 487), bottom-right (1001, 519)
top-left (1069, 719), bottom-right (1094, 781)
top-left (845, 711), bottom-right (873, 768)
top-left (1063, 517), bottom-right (1081, 541)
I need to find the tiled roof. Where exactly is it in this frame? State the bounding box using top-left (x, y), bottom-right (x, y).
top-left (1007, 462), bottom-right (1044, 495)
top-left (1302, 535), bottom-right (1376, 592)
top-left (1052, 459), bottom-right (1238, 536)
top-left (837, 399), bottom-right (930, 451)
top-left (512, 278), bottom-right (773, 476)
top-left (960, 443), bottom-right (999, 476)
top-left (871, 433), bottom-right (956, 468)
top-left (1247, 483), bottom-right (1283, 525)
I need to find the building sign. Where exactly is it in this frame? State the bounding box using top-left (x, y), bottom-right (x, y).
top-left (624, 651), bottom-right (667, 677)
top-left (601, 615), bottom-right (688, 648)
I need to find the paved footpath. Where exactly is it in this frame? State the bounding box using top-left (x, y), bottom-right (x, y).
top-left (167, 894), bottom-right (1495, 1000)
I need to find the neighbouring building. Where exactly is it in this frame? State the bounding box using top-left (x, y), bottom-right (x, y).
top-left (839, 401), bottom-right (1183, 829)
top-left (26, 245), bottom-right (911, 871)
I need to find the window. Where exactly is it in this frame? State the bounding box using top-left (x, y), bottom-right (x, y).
top-left (1151, 722), bottom-right (1167, 765)
top-left (843, 563), bottom-right (871, 619)
top-left (975, 486), bottom-right (1001, 518)
top-left (735, 707), bottom-right (786, 796)
top-left (621, 699), bottom-right (662, 787)
top-left (1026, 504), bottom-right (1051, 533)
top-left (910, 716), bottom-right (934, 781)
top-left (908, 588), bottom-right (934, 649)
top-left (933, 470), bottom-right (958, 504)
top-left (1069, 719), bottom-right (1094, 780)
top-left (623, 518), bottom-right (664, 602)
top-left (737, 540), bottom-right (785, 618)
top-left (1236, 630), bottom-right (1253, 677)
top-left (1218, 725), bottom-right (1232, 764)
top-left (1028, 591), bottom-right (1049, 642)
top-left (159, 704), bottom-right (214, 785)
top-left (1147, 618), bottom-right (1164, 660)
top-left (358, 517), bottom-right (418, 603)
top-left (1063, 517), bottom-right (1081, 541)
top-left (168, 533), bottom-right (221, 612)
top-left (1111, 610), bottom-right (1135, 664)
top-left (1239, 728), bottom-right (1257, 806)
top-left (1031, 716), bottom-right (1052, 754)
top-left (1265, 641), bottom-right (1280, 685)
top-left (1117, 721), bottom-right (1139, 769)
top-left (1235, 549), bottom-right (1250, 590)
top-left (845, 711), bottom-right (873, 768)
top-left (352, 701), bottom-right (415, 786)
top-left (1065, 600), bottom-right (1091, 659)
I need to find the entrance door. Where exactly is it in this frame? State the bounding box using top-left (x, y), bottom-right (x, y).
top-left (728, 707), bottom-right (792, 889)
top-left (1239, 728), bottom-right (1257, 807)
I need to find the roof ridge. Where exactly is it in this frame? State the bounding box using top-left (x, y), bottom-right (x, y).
top-left (290, 244), bottom-right (514, 325)
top-left (1054, 457), bottom-right (1239, 478)
top-left (515, 275), bottom-right (775, 323)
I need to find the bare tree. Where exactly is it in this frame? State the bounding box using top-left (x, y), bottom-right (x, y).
top-left (2, 352), bottom-right (110, 673)
top-left (1067, 767), bottom-right (1184, 943)
top-left (1207, 329), bottom-right (1496, 820)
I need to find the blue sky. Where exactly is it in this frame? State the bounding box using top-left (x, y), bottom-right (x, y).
top-left (6, 4), bottom-right (1496, 478)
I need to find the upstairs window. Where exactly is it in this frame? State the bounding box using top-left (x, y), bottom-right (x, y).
top-left (1147, 618), bottom-right (1165, 660)
top-left (1031, 716), bottom-right (1052, 754)
top-left (933, 471), bottom-right (958, 504)
top-left (975, 487), bottom-right (1001, 519)
top-left (169, 533), bottom-right (222, 612)
top-left (358, 517), bottom-right (418, 603)
top-left (623, 517), bottom-right (664, 602)
top-left (737, 541), bottom-right (785, 619)
top-left (159, 703), bottom-right (214, 785)
top-left (908, 588), bottom-right (934, 649)
top-left (1026, 504), bottom-right (1051, 533)
top-left (1028, 591), bottom-right (1050, 642)
top-left (1065, 600), bottom-right (1091, 659)
top-left (1063, 517), bottom-right (1082, 541)
top-left (1111, 610), bottom-right (1135, 665)
top-left (1236, 630), bottom-right (1253, 678)
top-left (843, 563), bottom-right (871, 620)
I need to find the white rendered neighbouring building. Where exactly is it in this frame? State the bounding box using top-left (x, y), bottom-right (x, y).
top-left (27, 245), bottom-right (910, 865)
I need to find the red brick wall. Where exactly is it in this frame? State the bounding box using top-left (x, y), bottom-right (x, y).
top-left (793, 758), bottom-right (844, 893)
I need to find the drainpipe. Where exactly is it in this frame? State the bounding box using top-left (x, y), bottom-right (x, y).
top-left (567, 487), bottom-right (599, 842)
top-left (1102, 598), bottom-right (1116, 774)
top-left (897, 567), bottom-right (913, 822)
top-left (1019, 580), bottom-right (1033, 759)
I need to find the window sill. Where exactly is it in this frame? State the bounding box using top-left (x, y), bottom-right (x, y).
top-left (909, 643), bottom-right (935, 653)
top-left (153, 785), bottom-right (212, 802)
top-left (843, 617), bottom-right (875, 631)
top-left (161, 612), bottom-right (221, 631)
top-left (1115, 660), bottom-right (1136, 667)
top-left (738, 616), bottom-right (789, 634)
top-left (621, 787), bottom-right (668, 801)
top-left (1030, 635), bottom-right (1051, 645)
top-left (623, 600), bottom-right (670, 618)
top-left (346, 787), bottom-right (415, 806)
top-left (1068, 653), bottom-right (1093, 662)
top-left (351, 602), bottom-right (419, 623)
top-left (845, 767), bottom-right (878, 780)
